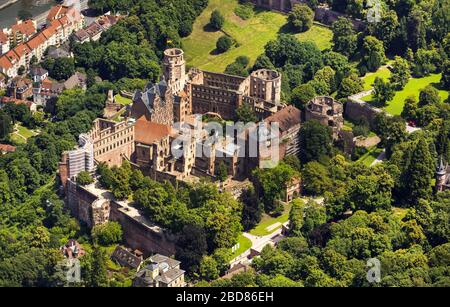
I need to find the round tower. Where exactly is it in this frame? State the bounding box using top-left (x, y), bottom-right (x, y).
top-left (250, 69), bottom-right (281, 104)
top-left (163, 48), bottom-right (186, 93)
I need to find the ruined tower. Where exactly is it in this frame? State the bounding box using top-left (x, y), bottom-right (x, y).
top-left (163, 48), bottom-right (186, 94)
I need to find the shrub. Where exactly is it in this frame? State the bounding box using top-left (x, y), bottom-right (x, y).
top-left (210, 9), bottom-right (225, 30)
top-left (234, 3), bottom-right (254, 20)
top-left (92, 221), bottom-right (123, 245)
top-left (216, 36), bottom-right (233, 53)
top-left (76, 171), bottom-right (94, 186)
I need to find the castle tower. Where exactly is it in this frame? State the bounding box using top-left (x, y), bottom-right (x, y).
top-left (249, 69), bottom-right (282, 104)
top-left (163, 48), bottom-right (186, 94)
top-left (436, 156), bottom-right (447, 192)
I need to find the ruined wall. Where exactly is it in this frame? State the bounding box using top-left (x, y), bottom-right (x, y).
top-left (109, 202), bottom-right (177, 257)
top-left (344, 100), bottom-right (381, 130)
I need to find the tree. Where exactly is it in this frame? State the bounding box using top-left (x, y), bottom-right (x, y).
top-left (361, 36), bottom-right (386, 72)
top-left (302, 200), bottom-right (327, 236)
top-left (299, 120), bottom-right (333, 164)
top-left (216, 36), bottom-right (233, 53)
top-left (0, 112), bottom-right (12, 140)
top-left (288, 198), bottom-right (304, 236)
top-left (216, 161), bottom-right (228, 182)
top-left (390, 56), bottom-right (411, 90)
top-left (199, 256), bottom-right (219, 281)
top-left (418, 85), bottom-right (441, 107)
top-left (18, 66), bottom-right (25, 76)
top-left (82, 245), bottom-right (108, 287)
top-left (288, 4), bottom-right (314, 32)
top-left (302, 161), bottom-right (332, 196)
top-left (235, 103), bottom-right (257, 123)
top-left (76, 171), bottom-right (94, 186)
top-left (240, 186), bottom-right (263, 230)
top-left (332, 17), bottom-right (357, 58)
top-left (43, 57), bottom-right (75, 81)
top-left (92, 221), bottom-right (123, 245)
top-left (401, 96), bottom-right (418, 121)
top-left (210, 9), bottom-right (225, 30)
top-left (442, 60), bottom-right (450, 89)
top-left (373, 77), bottom-right (395, 105)
top-left (312, 66), bottom-right (336, 95)
top-left (412, 48), bottom-right (440, 77)
top-left (252, 54), bottom-right (275, 71)
top-left (337, 72), bottom-right (364, 98)
top-left (176, 223), bottom-right (208, 272)
top-left (402, 138), bottom-right (435, 204)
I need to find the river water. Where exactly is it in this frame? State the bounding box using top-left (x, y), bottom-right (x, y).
top-left (0, 0), bottom-right (57, 29)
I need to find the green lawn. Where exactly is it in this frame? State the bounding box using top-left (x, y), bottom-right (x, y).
top-left (362, 73), bottom-right (449, 115)
top-left (114, 94), bottom-right (132, 106)
top-left (182, 0), bottom-right (332, 72)
top-left (357, 146), bottom-right (383, 166)
top-left (295, 22), bottom-right (333, 51)
top-left (10, 123), bottom-right (38, 144)
top-left (362, 65), bottom-right (392, 91)
top-left (231, 234), bottom-right (253, 258)
top-left (249, 202), bottom-right (292, 236)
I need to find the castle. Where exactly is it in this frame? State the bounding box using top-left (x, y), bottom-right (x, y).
top-left (436, 157), bottom-right (450, 192)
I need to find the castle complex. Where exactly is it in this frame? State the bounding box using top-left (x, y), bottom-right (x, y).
top-left (59, 47), bottom-right (345, 261)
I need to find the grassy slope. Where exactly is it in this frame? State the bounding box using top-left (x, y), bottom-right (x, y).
top-left (231, 234), bottom-right (253, 258)
top-left (362, 73), bottom-right (448, 115)
top-left (357, 146), bottom-right (383, 166)
top-left (249, 202), bottom-right (292, 236)
top-left (182, 0), bottom-right (332, 72)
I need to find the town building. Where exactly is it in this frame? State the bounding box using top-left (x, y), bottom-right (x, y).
top-left (0, 4), bottom-right (84, 78)
top-left (73, 13), bottom-right (121, 43)
top-left (30, 67), bottom-right (49, 83)
top-left (7, 19), bottom-right (37, 47)
top-left (0, 31), bottom-right (10, 55)
top-left (6, 76), bottom-right (33, 100)
top-left (132, 254), bottom-right (185, 287)
top-left (0, 144), bottom-right (16, 155)
top-left (60, 239), bottom-right (86, 259)
top-left (111, 246), bottom-right (144, 271)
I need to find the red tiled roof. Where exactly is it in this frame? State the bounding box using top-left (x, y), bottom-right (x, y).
top-left (26, 33), bottom-right (46, 49)
top-left (4, 49), bottom-right (19, 63)
top-left (135, 116), bottom-right (171, 145)
top-left (11, 20), bottom-right (36, 36)
top-left (0, 56), bottom-right (12, 69)
top-left (265, 105), bottom-right (302, 133)
top-left (47, 5), bottom-right (68, 21)
top-left (0, 144), bottom-right (16, 153)
top-left (12, 43), bottom-right (31, 58)
top-left (0, 31), bottom-right (8, 44)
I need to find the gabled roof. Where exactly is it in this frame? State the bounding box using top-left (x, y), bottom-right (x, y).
top-left (12, 43), bottom-right (32, 58)
top-left (0, 31), bottom-right (8, 44)
top-left (134, 116), bottom-right (171, 145)
top-left (264, 105), bottom-right (302, 133)
top-left (47, 5), bottom-right (69, 21)
top-left (133, 79), bottom-right (170, 114)
top-left (26, 33), bottom-right (46, 49)
top-left (11, 20), bottom-right (36, 36)
top-left (0, 56), bottom-right (12, 69)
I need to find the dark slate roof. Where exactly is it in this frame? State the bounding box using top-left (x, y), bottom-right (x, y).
top-left (111, 246), bottom-right (142, 269)
top-left (133, 78), bottom-right (170, 114)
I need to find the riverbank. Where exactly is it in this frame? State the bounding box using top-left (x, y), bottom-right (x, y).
top-left (0, 0), bottom-right (19, 10)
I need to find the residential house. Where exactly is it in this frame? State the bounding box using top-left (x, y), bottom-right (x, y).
top-left (0, 31), bottom-right (9, 55)
top-left (7, 76), bottom-right (33, 100)
top-left (111, 246), bottom-right (144, 271)
top-left (30, 67), bottom-right (48, 83)
top-left (7, 19), bottom-right (37, 47)
top-left (132, 254), bottom-right (185, 287)
top-left (0, 144), bottom-right (16, 155)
